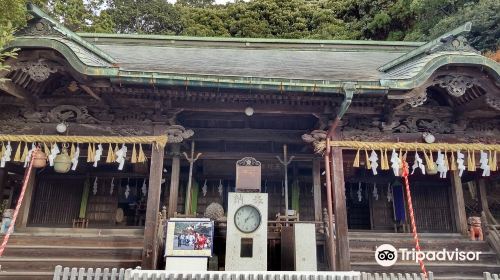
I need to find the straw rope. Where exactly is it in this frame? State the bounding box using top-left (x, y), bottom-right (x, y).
top-left (0, 135), bottom-right (168, 148)
top-left (328, 140), bottom-right (500, 152)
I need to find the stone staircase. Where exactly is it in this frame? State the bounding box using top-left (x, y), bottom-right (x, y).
top-left (0, 231), bottom-right (143, 280)
top-left (349, 232), bottom-right (500, 280)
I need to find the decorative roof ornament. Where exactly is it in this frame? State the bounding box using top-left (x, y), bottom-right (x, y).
top-left (428, 35), bottom-right (479, 54)
top-left (165, 125), bottom-right (194, 143)
top-left (433, 75), bottom-right (476, 97)
top-left (379, 22), bottom-right (474, 72)
top-left (11, 59), bottom-right (62, 82)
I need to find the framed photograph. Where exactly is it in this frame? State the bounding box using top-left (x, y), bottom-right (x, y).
top-left (165, 218), bottom-right (214, 257)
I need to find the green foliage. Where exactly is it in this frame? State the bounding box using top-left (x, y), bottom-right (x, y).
top-left (0, 0), bottom-right (498, 51)
top-left (0, 0), bottom-right (25, 84)
top-left (177, 0), bottom-right (215, 8)
top-left (427, 0), bottom-right (499, 51)
top-left (107, 0), bottom-right (182, 34)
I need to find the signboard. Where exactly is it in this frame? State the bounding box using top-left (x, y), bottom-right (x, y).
top-left (165, 218), bottom-right (214, 257)
top-left (235, 157), bottom-right (261, 192)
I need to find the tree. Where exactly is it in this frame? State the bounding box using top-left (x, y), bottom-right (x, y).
top-left (107, 0), bottom-right (183, 34)
top-left (0, 0), bottom-right (26, 84)
top-left (427, 0), bottom-right (499, 51)
top-left (177, 0), bottom-right (215, 8)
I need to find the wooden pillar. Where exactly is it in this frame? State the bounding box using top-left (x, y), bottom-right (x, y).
top-left (312, 158), bottom-right (322, 222)
top-left (15, 170), bottom-right (36, 228)
top-left (477, 179), bottom-right (490, 215)
top-left (167, 144), bottom-right (180, 218)
top-left (330, 147), bottom-right (351, 270)
top-left (142, 127), bottom-right (166, 269)
top-left (450, 170), bottom-right (468, 235)
top-left (323, 142), bottom-right (336, 271)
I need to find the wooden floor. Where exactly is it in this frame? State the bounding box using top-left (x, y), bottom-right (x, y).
top-left (0, 228), bottom-right (144, 280)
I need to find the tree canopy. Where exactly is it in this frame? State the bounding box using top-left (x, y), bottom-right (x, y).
top-left (0, 0), bottom-right (498, 52)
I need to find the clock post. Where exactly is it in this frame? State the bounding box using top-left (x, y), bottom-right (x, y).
top-left (225, 157), bottom-right (268, 271)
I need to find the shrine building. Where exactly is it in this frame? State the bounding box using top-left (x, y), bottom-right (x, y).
top-left (0, 4), bottom-right (499, 280)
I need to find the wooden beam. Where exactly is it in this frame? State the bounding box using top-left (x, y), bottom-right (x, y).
top-left (450, 170), bottom-right (468, 235)
top-left (0, 80), bottom-right (28, 99)
top-left (80, 84), bottom-right (102, 101)
top-left (477, 179), bottom-right (490, 215)
top-left (167, 144), bottom-right (180, 218)
top-left (193, 128), bottom-right (305, 143)
top-left (312, 158), bottom-right (322, 221)
top-left (331, 146), bottom-right (351, 270)
top-left (142, 125), bottom-right (166, 269)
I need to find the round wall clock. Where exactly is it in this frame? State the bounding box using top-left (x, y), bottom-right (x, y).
top-left (234, 204), bottom-right (262, 233)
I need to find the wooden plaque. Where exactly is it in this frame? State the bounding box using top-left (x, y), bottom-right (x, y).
top-left (235, 157), bottom-right (261, 192)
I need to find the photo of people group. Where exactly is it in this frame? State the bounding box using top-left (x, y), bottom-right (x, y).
top-left (166, 219), bottom-right (214, 257)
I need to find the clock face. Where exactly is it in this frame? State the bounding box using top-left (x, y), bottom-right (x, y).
top-left (234, 205), bottom-right (262, 233)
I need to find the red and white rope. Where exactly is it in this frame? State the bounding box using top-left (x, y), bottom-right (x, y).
top-left (0, 147), bottom-right (38, 256)
top-left (402, 160), bottom-right (428, 279)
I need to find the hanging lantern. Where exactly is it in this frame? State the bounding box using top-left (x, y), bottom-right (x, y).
top-left (32, 149), bottom-right (47, 168)
top-left (54, 145), bottom-right (71, 173)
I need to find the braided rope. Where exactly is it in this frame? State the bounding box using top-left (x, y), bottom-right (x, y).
top-left (402, 160), bottom-right (428, 279)
top-left (0, 135), bottom-right (168, 148)
top-left (328, 140), bottom-right (500, 152)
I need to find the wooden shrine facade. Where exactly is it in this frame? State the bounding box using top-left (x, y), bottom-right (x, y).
top-left (0, 4), bottom-right (499, 272)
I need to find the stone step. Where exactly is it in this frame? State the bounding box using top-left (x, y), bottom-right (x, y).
top-left (2, 245), bottom-right (143, 259)
top-left (0, 271), bottom-right (53, 280)
top-left (0, 257), bottom-right (140, 272)
top-left (4, 234), bottom-right (143, 247)
top-left (350, 249), bottom-right (499, 264)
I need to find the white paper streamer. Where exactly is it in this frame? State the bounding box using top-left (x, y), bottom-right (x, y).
top-left (71, 145), bottom-right (80, 171)
top-left (369, 150), bottom-right (379, 175)
top-left (480, 150), bottom-right (490, 177)
top-left (436, 150), bottom-right (448, 178)
top-left (412, 151), bottom-right (425, 175)
top-left (24, 143), bottom-right (36, 168)
top-left (1, 142), bottom-right (12, 168)
top-left (93, 144), bottom-right (103, 167)
top-left (457, 150), bottom-right (466, 177)
top-left (115, 144), bottom-right (127, 170)
top-left (48, 143), bottom-right (60, 166)
top-left (390, 149), bottom-right (400, 176)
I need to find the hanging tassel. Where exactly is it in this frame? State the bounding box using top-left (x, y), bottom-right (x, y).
top-left (490, 151), bottom-right (497, 172)
top-left (87, 143), bottom-right (94, 163)
top-left (91, 144), bottom-right (96, 162)
top-left (137, 144), bottom-right (146, 163)
top-left (382, 149), bottom-right (390, 170)
top-left (113, 144), bottom-right (119, 162)
top-left (70, 143), bottom-right (76, 159)
top-left (423, 150), bottom-right (434, 170)
top-left (353, 149), bottom-right (360, 167)
top-left (450, 150), bottom-right (457, 171)
top-left (131, 144), bottom-right (137, 164)
top-left (0, 142), bottom-right (5, 159)
top-left (20, 142), bottom-right (29, 162)
top-left (444, 150), bottom-right (450, 171)
top-left (43, 143), bottom-right (50, 157)
top-left (468, 150), bottom-right (476, 172)
top-left (365, 149), bottom-right (371, 170)
top-left (13, 142), bottom-right (22, 162)
top-left (106, 143), bottom-right (114, 163)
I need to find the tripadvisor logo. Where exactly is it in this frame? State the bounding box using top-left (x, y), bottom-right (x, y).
top-left (375, 244), bottom-right (482, 267)
top-left (375, 244), bottom-right (398, 267)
